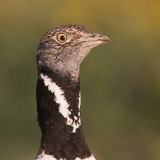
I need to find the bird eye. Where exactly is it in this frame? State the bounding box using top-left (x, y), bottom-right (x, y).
top-left (57, 33), bottom-right (67, 43)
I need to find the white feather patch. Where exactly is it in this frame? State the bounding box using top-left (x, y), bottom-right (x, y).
top-left (75, 155), bottom-right (96, 160)
top-left (36, 151), bottom-right (96, 160)
top-left (36, 151), bottom-right (58, 160)
top-left (40, 73), bottom-right (81, 133)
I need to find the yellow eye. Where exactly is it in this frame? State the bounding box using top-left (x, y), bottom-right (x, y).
top-left (57, 33), bottom-right (67, 43)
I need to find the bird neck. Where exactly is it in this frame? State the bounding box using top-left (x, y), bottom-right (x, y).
top-left (36, 66), bottom-right (95, 160)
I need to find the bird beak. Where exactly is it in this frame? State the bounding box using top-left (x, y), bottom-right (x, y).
top-left (91, 33), bottom-right (110, 44)
top-left (78, 33), bottom-right (110, 47)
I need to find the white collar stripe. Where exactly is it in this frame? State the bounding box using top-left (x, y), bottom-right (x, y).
top-left (40, 73), bottom-right (81, 133)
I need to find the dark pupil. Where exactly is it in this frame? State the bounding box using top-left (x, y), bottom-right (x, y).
top-left (60, 35), bottom-right (65, 41)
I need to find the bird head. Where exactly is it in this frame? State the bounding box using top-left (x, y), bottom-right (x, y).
top-left (37, 25), bottom-right (110, 80)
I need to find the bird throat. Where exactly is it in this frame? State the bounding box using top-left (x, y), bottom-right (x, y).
top-left (36, 67), bottom-right (95, 160)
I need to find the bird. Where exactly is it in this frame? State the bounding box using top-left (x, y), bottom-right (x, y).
top-left (35, 24), bottom-right (110, 160)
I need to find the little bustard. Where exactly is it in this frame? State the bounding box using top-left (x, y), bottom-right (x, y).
top-left (35, 25), bottom-right (110, 160)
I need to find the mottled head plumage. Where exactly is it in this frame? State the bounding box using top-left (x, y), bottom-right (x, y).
top-left (42, 25), bottom-right (92, 39)
top-left (37, 24), bottom-right (109, 80)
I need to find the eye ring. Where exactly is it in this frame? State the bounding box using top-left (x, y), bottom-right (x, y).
top-left (57, 33), bottom-right (67, 43)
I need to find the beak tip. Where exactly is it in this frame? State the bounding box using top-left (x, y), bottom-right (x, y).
top-left (103, 35), bottom-right (110, 43)
top-left (94, 33), bottom-right (110, 44)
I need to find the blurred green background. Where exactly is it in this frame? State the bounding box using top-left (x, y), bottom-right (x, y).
top-left (0, 0), bottom-right (160, 160)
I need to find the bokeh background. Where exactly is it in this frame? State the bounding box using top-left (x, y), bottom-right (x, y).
top-left (0, 0), bottom-right (160, 160)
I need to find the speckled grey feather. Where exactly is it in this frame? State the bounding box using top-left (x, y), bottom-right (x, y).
top-left (37, 24), bottom-right (109, 81)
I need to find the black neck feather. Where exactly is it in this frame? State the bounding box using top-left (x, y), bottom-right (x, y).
top-left (36, 66), bottom-right (91, 159)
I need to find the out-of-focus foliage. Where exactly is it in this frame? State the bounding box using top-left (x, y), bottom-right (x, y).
top-left (0, 0), bottom-right (160, 160)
